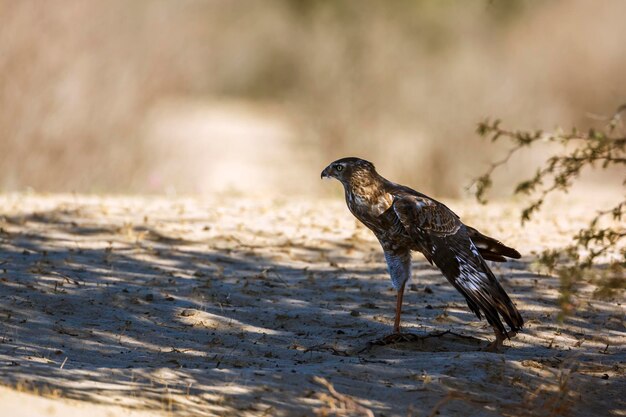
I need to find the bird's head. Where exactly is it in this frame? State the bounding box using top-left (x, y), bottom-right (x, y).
top-left (321, 157), bottom-right (376, 185)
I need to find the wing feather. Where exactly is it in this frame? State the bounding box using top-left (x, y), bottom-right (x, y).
top-left (392, 195), bottom-right (523, 335)
top-left (392, 195), bottom-right (461, 236)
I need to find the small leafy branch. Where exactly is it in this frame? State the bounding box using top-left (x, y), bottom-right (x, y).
top-left (471, 105), bottom-right (626, 313)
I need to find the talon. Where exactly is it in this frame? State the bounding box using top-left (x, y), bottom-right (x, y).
top-left (481, 340), bottom-right (502, 353)
top-left (371, 332), bottom-right (416, 346)
top-left (481, 328), bottom-right (505, 353)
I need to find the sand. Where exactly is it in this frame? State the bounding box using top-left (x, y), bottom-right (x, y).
top-left (0, 193), bottom-right (623, 416)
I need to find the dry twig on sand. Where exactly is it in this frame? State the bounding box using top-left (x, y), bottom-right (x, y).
top-left (312, 376), bottom-right (374, 417)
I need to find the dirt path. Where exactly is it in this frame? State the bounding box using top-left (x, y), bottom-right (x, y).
top-left (0, 194), bottom-right (623, 416)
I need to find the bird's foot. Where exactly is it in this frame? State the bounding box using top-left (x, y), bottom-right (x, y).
top-left (369, 332), bottom-right (419, 346)
top-left (480, 329), bottom-right (506, 353)
top-left (480, 339), bottom-right (503, 353)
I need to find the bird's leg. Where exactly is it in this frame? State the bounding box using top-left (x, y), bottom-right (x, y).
top-left (482, 327), bottom-right (506, 353)
top-left (393, 282), bottom-right (406, 333)
top-left (373, 282), bottom-right (413, 345)
top-left (369, 250), bottom-right (413, 346)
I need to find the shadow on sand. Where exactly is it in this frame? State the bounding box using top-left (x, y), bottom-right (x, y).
top-left (0, 203), bottom-right (623, 416)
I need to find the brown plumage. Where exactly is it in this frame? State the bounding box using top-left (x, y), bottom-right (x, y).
top-left (321, 157), bottom-right (523, 351)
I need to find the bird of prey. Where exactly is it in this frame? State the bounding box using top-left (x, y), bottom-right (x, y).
top-left (321, 157), bottom-right (523, 351)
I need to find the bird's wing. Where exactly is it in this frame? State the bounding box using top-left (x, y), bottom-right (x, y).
top-left (392, 195), bottom-right (523, 334)
top-left (391, 195), bottom-right (461, 265)
top-left (392, 195), bottom-right (461, 237)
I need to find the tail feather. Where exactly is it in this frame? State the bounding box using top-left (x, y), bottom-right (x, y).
top-left (467, 226), bottom-right (521, 262)
top-left (479, 263), bottom-right (524, 336)
top-left (453, 256), bottom-right (524, 337)
top-left (429, 230), bottom-right (524, 337)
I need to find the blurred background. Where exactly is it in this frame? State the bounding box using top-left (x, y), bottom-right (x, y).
top-left (1, 0), bottom-right (624, 197)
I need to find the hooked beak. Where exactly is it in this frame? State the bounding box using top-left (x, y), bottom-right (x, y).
top-left (321, 166), bottom-right (332, 179)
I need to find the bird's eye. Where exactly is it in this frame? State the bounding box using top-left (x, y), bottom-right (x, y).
top-left (335, 165), bottom-right (343, 171)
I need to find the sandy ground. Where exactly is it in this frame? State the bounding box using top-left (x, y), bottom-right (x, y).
top-left (0, 193), bottom-right (623, 417)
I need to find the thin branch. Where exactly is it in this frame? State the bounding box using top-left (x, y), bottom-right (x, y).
top-left (471, 106), bottom-right (625, 306)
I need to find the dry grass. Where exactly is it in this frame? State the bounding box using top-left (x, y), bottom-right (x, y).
top-left (312, 376), bottom-right (374, 417)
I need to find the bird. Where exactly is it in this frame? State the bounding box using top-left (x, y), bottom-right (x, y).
top-left (321, 157), bottom-right (523, 351)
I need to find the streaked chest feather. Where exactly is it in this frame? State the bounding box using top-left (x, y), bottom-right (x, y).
top-left (347, 189), bottom-right (393, 218)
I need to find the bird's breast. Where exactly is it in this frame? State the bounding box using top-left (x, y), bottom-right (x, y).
top-left (346, 192), bottom-right (415, 249)
top-left (347, 190), bottom-right (393, 217)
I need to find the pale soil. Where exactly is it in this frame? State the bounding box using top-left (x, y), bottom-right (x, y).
top-left (0, 193), bottom-right (623, 417)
